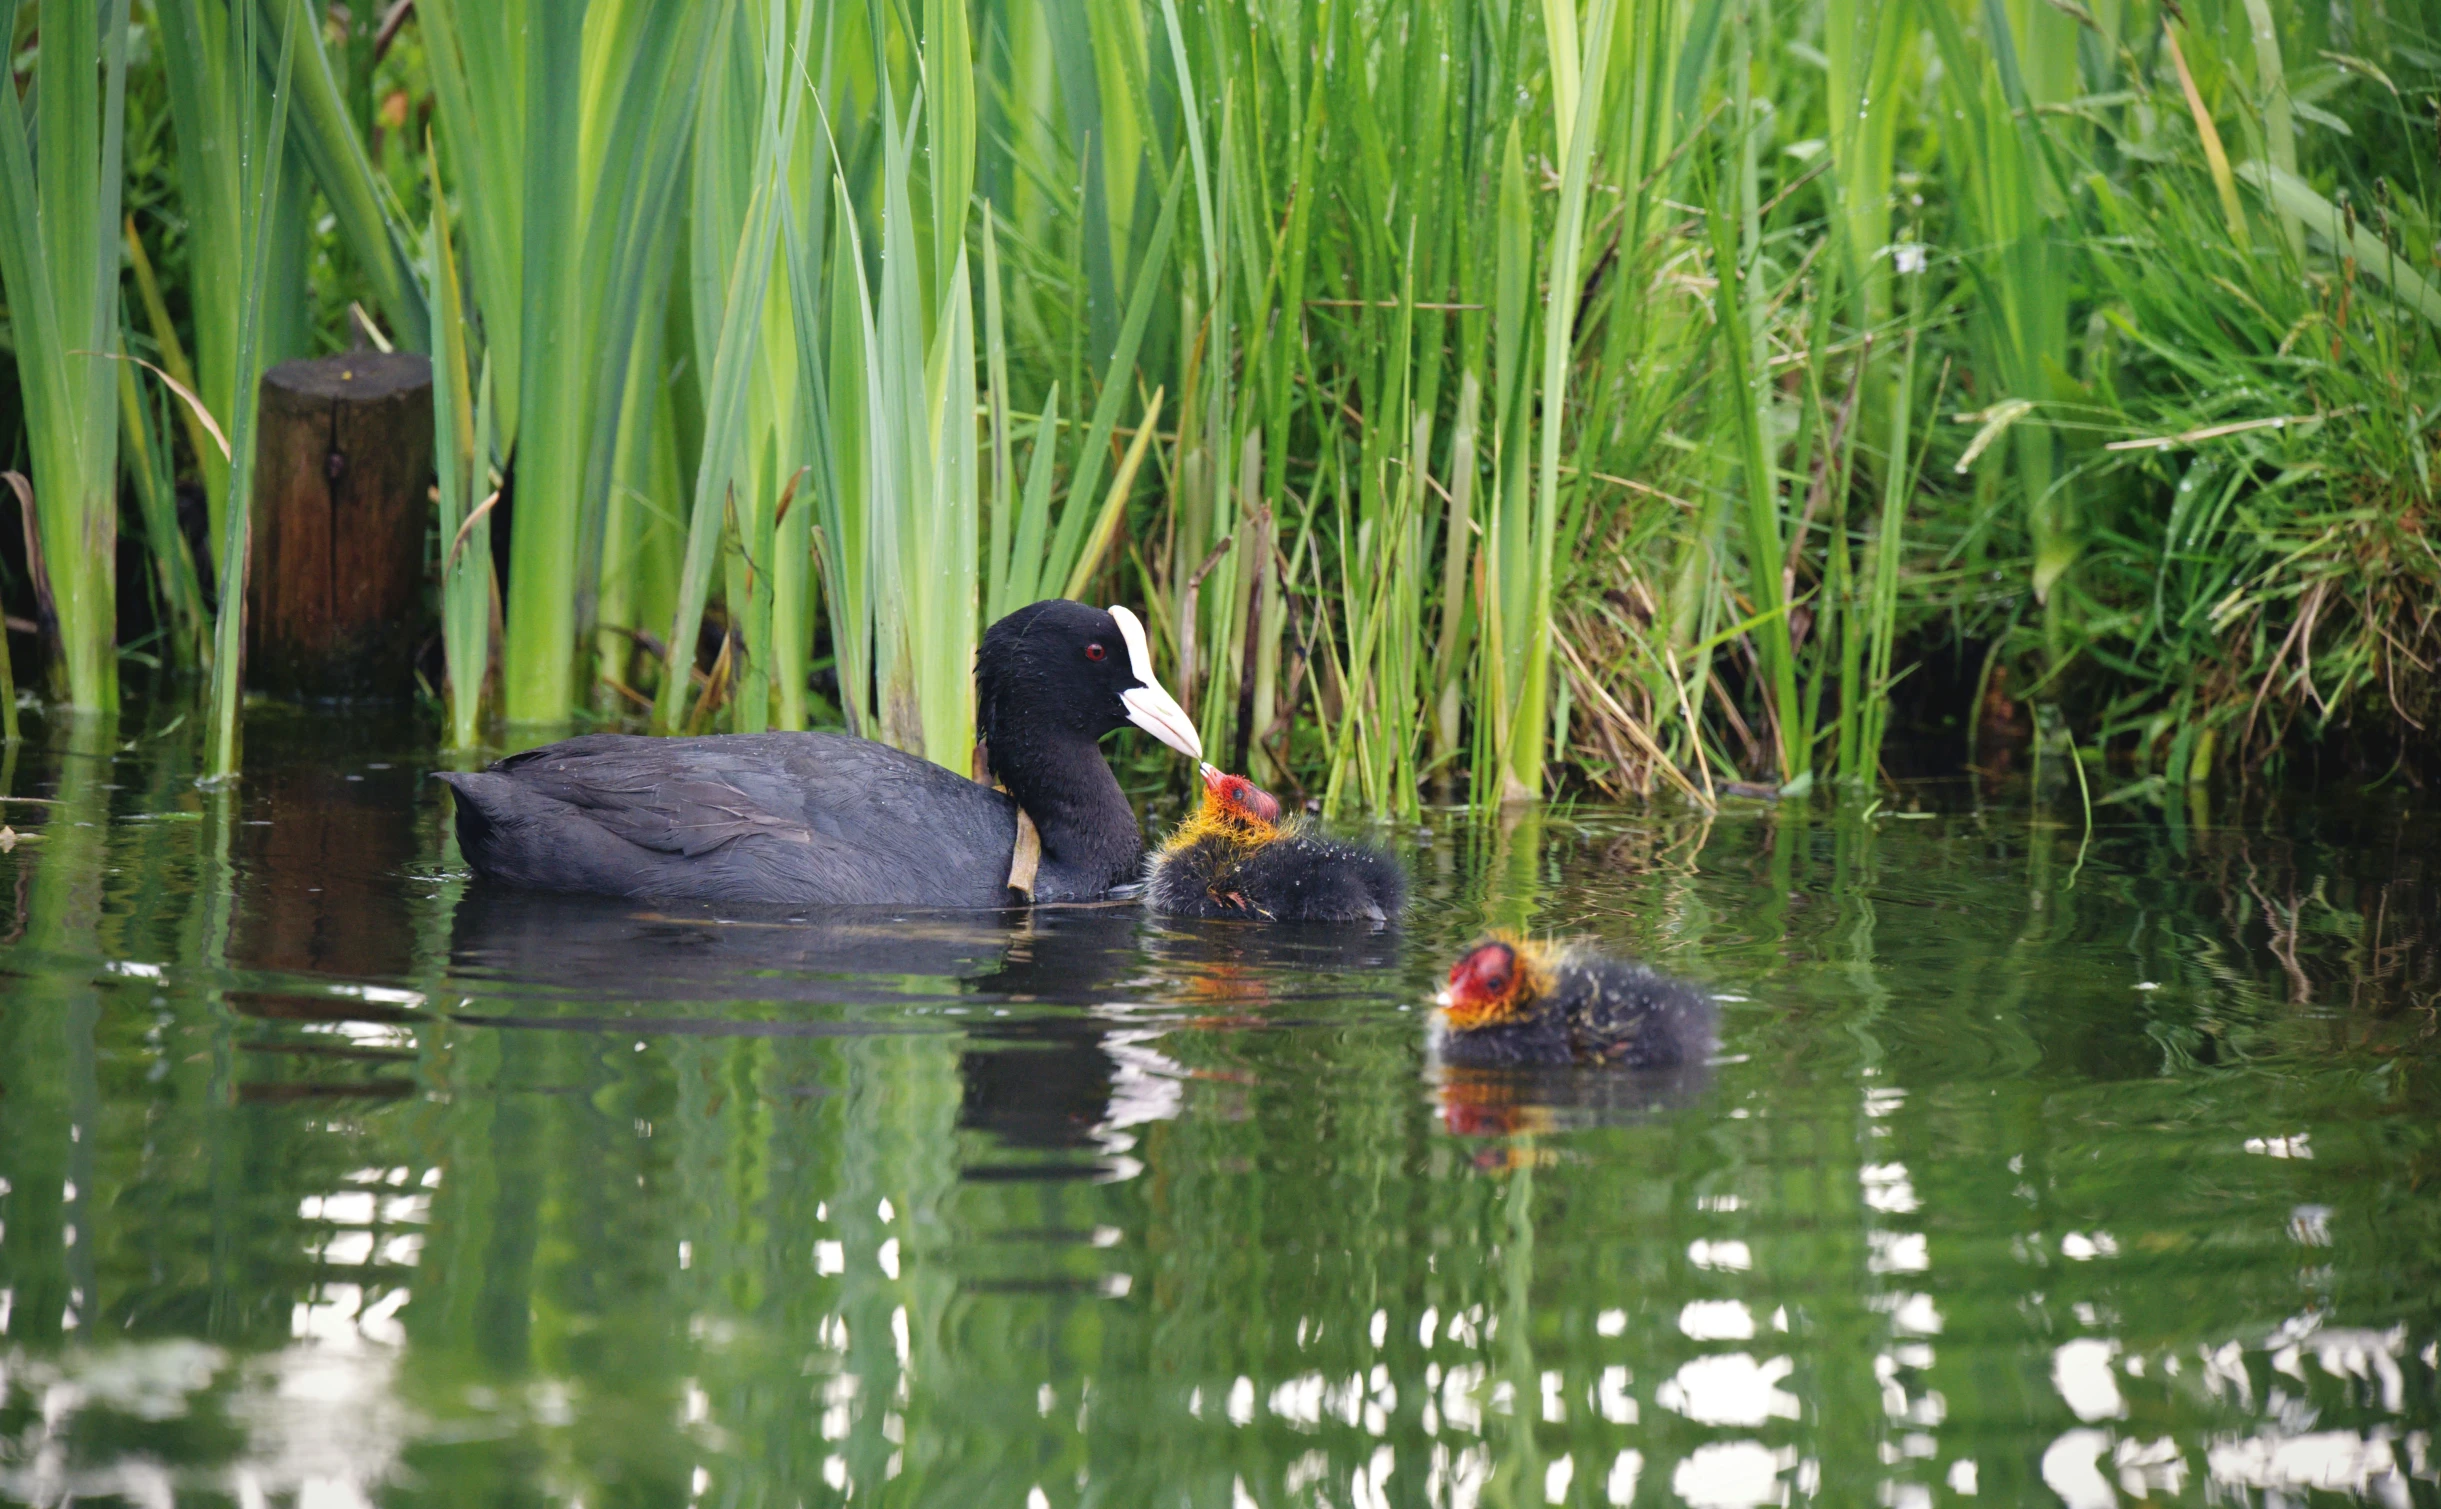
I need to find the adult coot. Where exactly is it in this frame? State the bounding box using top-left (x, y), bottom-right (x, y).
top-left (1145, 765), bottom-right (1405, 922)
top-left (438, 601), bottom-right (1200, 906)
top-left (1433, 936), bottom-right (1716, 1068)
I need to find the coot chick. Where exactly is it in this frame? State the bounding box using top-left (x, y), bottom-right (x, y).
top-left (1433, 936), bottom-right (1716, 1068)
top-left (1146, 765), bottom-right (1405, 923)
top-left (438, 600), bottom-right (1200, 907)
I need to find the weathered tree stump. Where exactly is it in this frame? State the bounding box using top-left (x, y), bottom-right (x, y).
top-left (248, 351), bottom-right (434, 700)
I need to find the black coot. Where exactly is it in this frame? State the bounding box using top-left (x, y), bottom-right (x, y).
top-left (1145, 765), bottom-right (1405, 923)
top-left (1433, 936), bottom-right (1716, 1068)
top-left (437, 600), bottom-right (1200, 906)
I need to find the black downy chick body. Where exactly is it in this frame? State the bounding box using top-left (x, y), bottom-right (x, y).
top-left (1147, 766), bottom-right (1405, 924)
top-left (1434, 937), bottom-right (1716, 1068)
top-left (437, 600), bottom-right (1201, 907)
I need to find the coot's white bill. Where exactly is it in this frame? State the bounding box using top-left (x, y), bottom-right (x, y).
top-left (1110, 604), bottom-right (1203, 761)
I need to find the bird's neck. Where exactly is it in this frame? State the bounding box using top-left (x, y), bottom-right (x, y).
top-left (988, 723), bottom-right (1142, 898)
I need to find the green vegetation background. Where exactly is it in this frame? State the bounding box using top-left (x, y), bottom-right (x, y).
top-left (0, 0), bottom-right (2436, 807)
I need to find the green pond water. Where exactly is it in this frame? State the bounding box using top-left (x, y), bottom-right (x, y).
top-left (1, 707), bottom-right (2437, 1508)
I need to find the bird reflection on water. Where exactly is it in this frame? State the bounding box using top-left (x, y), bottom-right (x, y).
top-left (446, 889), bottom-right (1423, 1169)
top-left (448, 885), bottom-right (1720, 1155)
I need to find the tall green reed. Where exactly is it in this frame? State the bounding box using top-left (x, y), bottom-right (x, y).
top-left (428, 143), bottom-right (491, 751)
top-left (113, 317), bottom-right (207, 665)
top-left (654, 0), bottom-right (807, 739)
top-left (202, 0), bottom-right (297, 779)
top-left (155, 0), bottom-right (309, 571)
top-left (0, 0), bottom-right (132, 712)
top-left (118, 226), bottom-right (214, 667)
top-left (253, 0), bottom-right (429, 351)
top-left (857, 17), bottom-right (982, 765)
top-left (418, 0), bottom-right (715, 730)
top-left (1703, 11), bottom-right (1803, 785)
top-left (1921, 0), bottom-right (2082, 657)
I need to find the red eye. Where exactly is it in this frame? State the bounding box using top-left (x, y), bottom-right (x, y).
top-left (1085, 643), bottom-right (1106, 662)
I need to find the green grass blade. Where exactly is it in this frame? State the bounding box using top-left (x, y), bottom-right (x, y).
top-left (1044, 152), bottom-right (1187, 596)
top-left (1703, 131), bottom-right (1801, 781)
top-left (2238, 162), bottom-right (2441, 326)
top-left (1005, 384), bottom-right (1062, 612)
top-left (253, 0), bottom-right (430, 349)
top-left (1060, 387), bottom-right (1163, 602)
top-left (115, 329), bottom-right (207, 664)
top-left (430, 136), bottom-right (491, 749)
top-left (653, 1), bottom-right (798, 735)
top-left (983, 216), bottom-right (1017, 619)
top-left (0, 0), bottom-right (131, 712)
top-left (1511, 0), bottom-right (1619, 798)
top-left (496, 0), bottom-right (590, 725)
top-left (206, 0), bottom-right (297, 776)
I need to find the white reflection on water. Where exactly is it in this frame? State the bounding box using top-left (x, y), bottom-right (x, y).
top-left (0, 1338), bottom-right (410, 1507)
top-left (2267, 1316), bottom-right (2410, 1413)
top-left (1605, 1448), bottom-right (1642, 1505)
top-left (1688, 1238), bottom-right (1752, 1271)
top-left (1671, 1440), bottom-right (1796, 1509)
top-left (2113, 1436), bottom-right (2187, 1497)
top-left (2034, 1310), bottom-right (2440, 1509)
top-left (1859, 1163), bottom-right (1920, 1213)
top-left (1595, 1365), bottom-right (1636, 1423)
top-left (2052, 1337), bottom-right (2126, 1422)
top-left (1679, 1299), bottom-right (1756, 1341)
top-left (1864, 1084), bottom-right (1947, 1508)
top-left (1866, 1230), bottom-right (1928, 1274)
top-left (1351, 1443), bottom-right (1396, 1509)
top-left (2208, 1428), bottom-right (2416, 1504)
top-left (1425, 1442), bottom-right (1490, 1509)
top-left (1871, 1291), bottom-right (1942, 1335)
top-left (1266, 1369), bottom-right (1388, 1432)
top-left (2042, 1428), bottom-right (2117, 1509)
top-left (1098, 1027), bottom-right (1188, 1131)
top-left (1655, 1352), bottom-right (1800, 1426)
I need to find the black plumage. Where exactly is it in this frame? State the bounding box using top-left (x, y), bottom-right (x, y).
top-left (1145, 767), bottom-right (1406, 924)
top-left (1433, 938), bottom-right (1717, 1068)
top-left (437, 600), bottom-right (1202, 906)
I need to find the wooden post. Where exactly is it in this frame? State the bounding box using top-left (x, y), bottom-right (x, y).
top-left (248, 351), bottom-right (434, 699)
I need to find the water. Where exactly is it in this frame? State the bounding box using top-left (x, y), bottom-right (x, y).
top-left (1, 708), bottom-right (2437, 1508)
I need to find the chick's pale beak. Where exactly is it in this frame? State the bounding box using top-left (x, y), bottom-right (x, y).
top-left (1110, 605), bottom-right (1204, 761)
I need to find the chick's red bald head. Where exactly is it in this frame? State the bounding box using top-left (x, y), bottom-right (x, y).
top-left (1200, 764), bottom-right (1282, 827)
top-left (1438, 939), bottom-right (1537, 1030)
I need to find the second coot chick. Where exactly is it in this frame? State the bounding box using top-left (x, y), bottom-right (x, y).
top-left (1147, 766), bottom-right (1406, 923)
top-left (1434, 936), bottom-right (1716, 1068)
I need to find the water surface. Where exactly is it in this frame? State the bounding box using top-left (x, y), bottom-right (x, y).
top-left (2, 708), bottom-right (2436, 1507)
